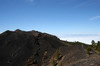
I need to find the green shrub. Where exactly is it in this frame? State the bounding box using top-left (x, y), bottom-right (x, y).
top-left (59, 62), bottom-right (63, 66)
top-left (51, 59), bottom-right (56, 66)
top-left (87, 47), bottom-right (92, 55)
top-left (55, 49), bottom-right (61, 60)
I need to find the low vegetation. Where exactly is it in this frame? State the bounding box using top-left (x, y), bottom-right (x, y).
top-left (62, 40), bottom-right (86, 46)
top-left (51, 48), bottom-right (63, 66)
top-left (87, 40), bottom-right (100, 54)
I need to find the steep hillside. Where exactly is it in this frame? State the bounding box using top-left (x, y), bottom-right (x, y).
top-left (0, 29), bottom-right (100, 66)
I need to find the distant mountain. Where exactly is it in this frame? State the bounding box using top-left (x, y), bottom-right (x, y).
top-left (0, 29), bottom-right (100, 66)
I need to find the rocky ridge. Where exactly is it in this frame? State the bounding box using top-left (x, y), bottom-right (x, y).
top-left (0, 29), bottom-right (100, 66)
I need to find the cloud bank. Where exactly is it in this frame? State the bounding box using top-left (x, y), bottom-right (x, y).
top-left (58, 34), bottom-right (100, 44)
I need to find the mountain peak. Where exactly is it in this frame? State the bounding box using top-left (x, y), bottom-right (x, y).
top-left (0, 30), bottom-right (100, 66)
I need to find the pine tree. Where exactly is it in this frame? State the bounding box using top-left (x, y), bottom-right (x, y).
top-left (91, 40), bottom-right (96, 48)
top-left (96, 41), bottom-right (100, 53)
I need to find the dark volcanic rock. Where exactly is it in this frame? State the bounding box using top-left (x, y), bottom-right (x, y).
top-left (0, 30), bottom-right (64, 66)
top-left (0, 30), bottom-right (100, 66)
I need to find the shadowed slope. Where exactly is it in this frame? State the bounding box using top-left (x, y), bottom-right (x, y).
top-left (0, 30), bottom-right (64, 66)
top-left (0, 30), bottom-right (100, 66)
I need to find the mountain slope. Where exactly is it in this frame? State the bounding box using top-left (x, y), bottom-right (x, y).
top-left (0, 30), bottom-right (100, 66)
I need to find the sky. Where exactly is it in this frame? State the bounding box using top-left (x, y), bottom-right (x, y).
top-left (0, 0), bottom-right (100, 44)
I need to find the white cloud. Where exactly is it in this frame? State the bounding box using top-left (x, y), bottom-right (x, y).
top-left (58, 34), bottom-right (100, 44)
top-left (90, 16), bottom-right (100, 21)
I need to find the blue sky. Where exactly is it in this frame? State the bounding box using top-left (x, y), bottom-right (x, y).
top-left (0, 0), bottom-right (100, 44)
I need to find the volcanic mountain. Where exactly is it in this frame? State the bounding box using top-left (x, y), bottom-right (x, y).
top-left (0, 29), bottom-right (100, 66)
